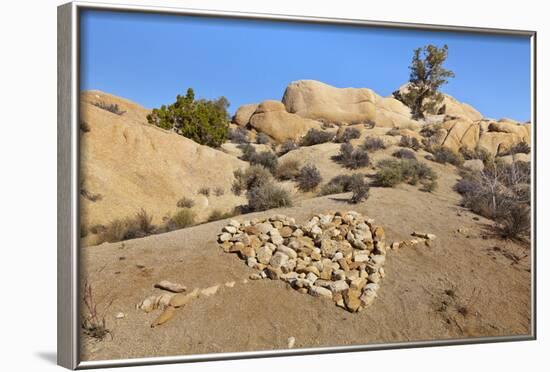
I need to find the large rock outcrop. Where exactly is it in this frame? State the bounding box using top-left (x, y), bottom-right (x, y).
top-left (248, 100), bottom-right (321, 142)
top-left (80, 91), bottom-right (247, 229)
top-left (282, 80), bottom-right (417, 129)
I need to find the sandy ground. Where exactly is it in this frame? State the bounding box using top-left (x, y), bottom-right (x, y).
top-left (80, 175), bottom-right (531, 361)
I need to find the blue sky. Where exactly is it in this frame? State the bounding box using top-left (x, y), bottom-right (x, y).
top-left (80, 10), bottom-right (532, 121)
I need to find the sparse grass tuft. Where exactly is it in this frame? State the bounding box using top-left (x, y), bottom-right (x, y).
top-left (399, 135), bottom-right (421, 151)
top-left (176, 197), bottom-right (195, 208)
top-left (170, 209), bottom-right (196, 229)
top-left (232, 165), bottom-right (273, 195)
top-left (92, 101), bottom-right (125, 115)
top-left (335, 127), bottom-right (361, 143)
top-left (81, 281), bottom-right (113, 340)
top-left (256, 133), bottom-right (271, 144)
top-left (393, 148), bottom-right (417, 160)
top-left (214, 187), bottom-right (225, 196)
top-left (431, 146), bottom-right (465, 166)
top-left (278, 140), bottom-right (299, 156)
top-left (337, 143), bottom-right (370, 169)
top-left (198, 187), bottom-right (210, 197)
top-left (374, 159), bottom-right (438, 191)
top-left (228, 127), bottom-right (249, 144)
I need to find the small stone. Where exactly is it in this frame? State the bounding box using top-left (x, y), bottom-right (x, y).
top-left (220, 241), bottom-right (233, 252)
top-left (218, 232), bottom-right (232, 242)
top-left (292, 228), bottom-right (304, 237)
top-left (225, 281), bottom-right (236, 288)
top-left (266, 266), bottom-right (283, 280)
top-left (270, 251), bottom-right (289, 269)
top-left (333, 292), bottom-right (346, 309)
top-left (257, 222), bottom-right (274, 235)
top-left (353, 252), bottom-right (370, 263)
top-left (233, 242), bottom-right (245, 253)
top-left (371, 255), bottom-right (386, 266)
top-left (281, 271), bottom-right (299, 282)
top-left (279, 226), bottom-right (293, 238)
top-left (347, 269), bottom-right (360, 281)
top-left (368, 272), bottom-right (381, 284)
top-left (270, 232), bottom-right (284, 245)
top-left (391, 242), bottom-right (400, 250)
top-left (239, 245), bottom-right (256, 259)
top-left (309, 285), bottom-right (333, 298)
top-left (373, 226), bottom-right (385, 242)
top-left (349, 278), bottom-right (366, 290)
top-left (200, 285), bottom-right (220, 297)
top-left (306, 272), bottom-right (318, 283)
top-left (305, 266), bottom-right (321, 277)
top-left (379, 267), bottom-right (386, 278)
top-left (287, 336), bottom-right (296, 349)
top-left (228, 219), bottom-right (241, 228)
top-left (277, 245), bottom-right (297, 259)
top-left (247, 257), bottom-right (258, 268)
top-left (154, 280), bottom-right (187, 293)
top-left (297, 287), bottom-right (308, 294)
top-left (332, 269), bottom-right (346, 281)
top-left (412, 231), bottom-right (437, 240)
top-left (329, 280), bottom-right (349, 293)
top-left (344, 288), bottom-right (362, 312)
top-left (360, 289), bottom-right (377, 307)
top-left (273, 221), bottom-right (283, 229)
top-left (249, 273), bottom-right (262, 280)
top-left (223, 225), bottom-right (238, 234)
top-left (257, 246), bottom-right (273, 265)
top-left (260, 271), bottom-right (267, 279)
top-left (115, 312), bottom-right (125, 319)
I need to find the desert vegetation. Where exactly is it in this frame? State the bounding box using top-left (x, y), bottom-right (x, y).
top-left (361, 136), bottom-right (386, 152)
top-left (374, 159), bottom-right (438, 192)
top-left (81, 281), bottom-right (113, 340)
top-left (297, 164), bottom-right (322, 191)
top-left (336, 143), bottom-right (370, 169)
top-left (455, 160), bottom-right (531, 241)
top-left (147, 88), bottom-right (230, 147)
top-left (335, 127), bottom-right (361, 143)
top-left (301, 128), bottom-right (334, 146)
top-left (92, 100), bottom-right (126, 115)
top-left (393, 44), bottom-right (455, 119)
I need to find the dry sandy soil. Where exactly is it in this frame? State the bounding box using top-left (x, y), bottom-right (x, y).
top-left (81, 177), bottom-right (531, 361)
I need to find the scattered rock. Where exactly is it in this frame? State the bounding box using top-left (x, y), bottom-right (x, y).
top-left (115, 312), bottom-right (125, 319)
top-left (151, 306), bottom-right (176, 328)
top-left (287, 336), bottom-right (296, 349)
top-left (154, 280), bottom-right (187, 293)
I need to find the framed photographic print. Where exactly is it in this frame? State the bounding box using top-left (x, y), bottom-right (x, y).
top-left (57, 1), bottom-right (536, 369)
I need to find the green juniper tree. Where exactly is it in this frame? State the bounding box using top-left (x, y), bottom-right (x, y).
top-left (394, 44), bottom-right (455, 119)
top-left (147, 88), bottom-right (230, 147)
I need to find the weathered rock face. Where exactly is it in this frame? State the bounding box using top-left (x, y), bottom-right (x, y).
top-left (232, 103), bottom-right (259, 126)
top-left (440, 95), bottom-right (483, 122)
top-left (426, 117), bottom-right (531, 156)
top-left (282, 80), bottom-right (417, 129)
top-left (248, 100), bottom-right (321, 142)
top-left (217, 211), bottom-right (389, 313)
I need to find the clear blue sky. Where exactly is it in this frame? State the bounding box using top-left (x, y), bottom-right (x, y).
top-left (80, 10), bottom-right (532, 121)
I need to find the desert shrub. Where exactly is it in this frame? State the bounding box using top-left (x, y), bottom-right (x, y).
top-left (393, 148), bottom-right (417, 160)
top-left (92, 101), bottom-right (126, 115)
top-left (361, 136), bottom-right (386, 152)
top-left (177, 197), bottom-right (195, 208)
top-left (278, 140), bottom-right (299, 156)
top-left (135, 208), bottom-right (155, 235)
top-left (214, 187), bottom-right (224, 196)
top-left (247, 182), bottom-right (292, 212)
top-left (319, 174), bottom-right (362, 195)
top-left (399, 135), bottom-right (421, 151)
top-left (498, 204), bottom-right (531, 240)
top-left (232, 165), bottom-right (273, 195)
top-left (198, 187), bottom-right (210, 197)
top-left (249, 151), bottom-right (278, 173)
top-left (505, 141), bottom-right (531, 155)
top-left (256, 133), bottom-right (271, 144)
top-left (170, 209), bottom-right (196, 229)
top-left (147, 88), bottom-right (229, 147)
top-left (276, 159), bottom-right (301, 180)
top-left (99, 219), bottom-right (131, 243)
top-left (228, 127), bottom-right (249, 144)
top-left (349, 176), bottom-right (370, 204)
top-left (374, 159), bottom-right (437, 190)
top-left (335, 127), bottom-right (361, 143)
top-left (459, 146), bottom-right (493, 166)
top-left (238, 143), bottom-right (257, 161)
top-left (431, 146), bottom-right (465, 166)
top-left (337, 143), bottom-right (370, 169)
top-left (301, 129), bottom-right (334, 146)
top-left (207, 209), bottom-right (239, 222)
top-left (455, 161), bottom-right (531, 240)
top-left (80, 120), bottom-right (91, 133)
top-left (297, 164), bottom-right (322, 191)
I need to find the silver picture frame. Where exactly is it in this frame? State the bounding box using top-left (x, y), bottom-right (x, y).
top-left (58, 1), bottom-right (537, 369)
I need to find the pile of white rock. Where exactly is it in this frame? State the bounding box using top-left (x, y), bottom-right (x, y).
top-left (218, 211), bottom-right (388, 313)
